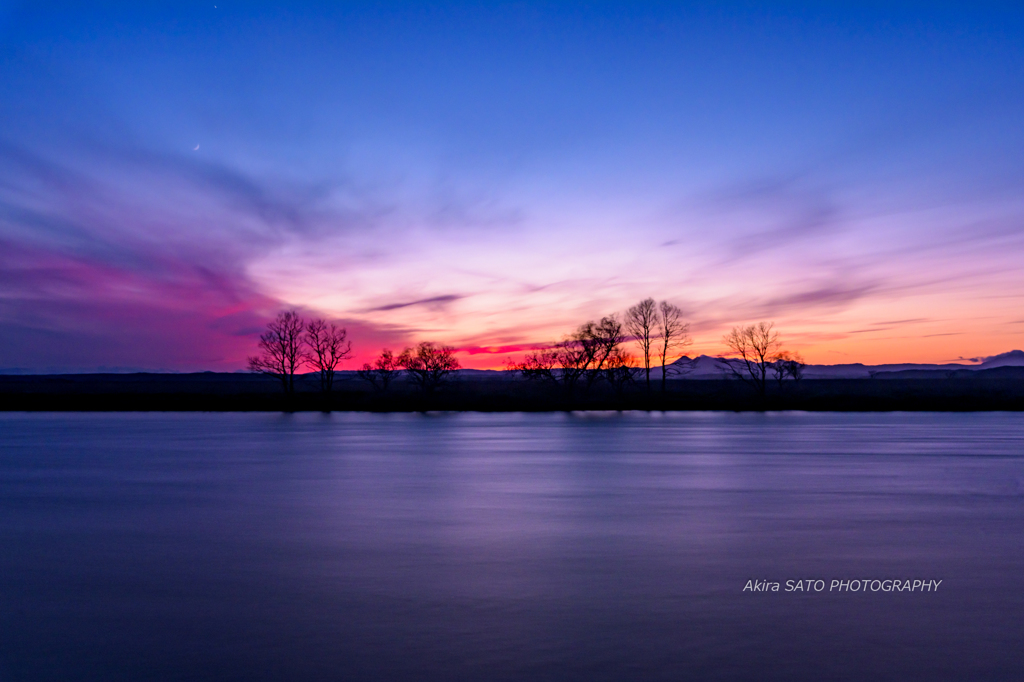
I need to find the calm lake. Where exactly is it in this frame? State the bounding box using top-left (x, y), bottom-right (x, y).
top-left (2, 411), bottom-right (1023, 681)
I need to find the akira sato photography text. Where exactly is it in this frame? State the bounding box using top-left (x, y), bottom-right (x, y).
top-left (744, 579), bottom-right (944, 593)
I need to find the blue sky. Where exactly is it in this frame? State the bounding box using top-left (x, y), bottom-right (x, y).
top-left (2, 2), bottom-right (1023, 370)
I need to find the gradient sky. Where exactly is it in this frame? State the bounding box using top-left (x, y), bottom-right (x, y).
top-left (2, 2), bottom-right (1024, 371)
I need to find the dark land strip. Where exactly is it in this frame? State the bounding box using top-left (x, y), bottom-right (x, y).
top-left (2, 368), bottom-right (1023, 411)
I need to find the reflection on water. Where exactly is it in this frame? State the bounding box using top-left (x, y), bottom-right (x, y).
top-left (1, 412), bottom-right (1023, 681)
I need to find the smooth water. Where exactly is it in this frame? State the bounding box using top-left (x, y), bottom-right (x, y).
top-left (1, 412), bottom-right (1023, 681)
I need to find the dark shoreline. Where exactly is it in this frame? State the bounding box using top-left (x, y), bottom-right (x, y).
top-left (2, 370), bottom-right (1023, 412)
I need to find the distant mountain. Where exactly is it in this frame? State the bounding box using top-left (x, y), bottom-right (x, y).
top-left (663, 355), bottom-right (739, 378)
top-left (871, 366), bottom-right (1024, 380)
top-left (657, 351), bottom-right (1024, 380)
top-left (449, 368), bottom-right (514, 381)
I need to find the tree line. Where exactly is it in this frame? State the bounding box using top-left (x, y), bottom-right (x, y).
top-left (247, 310), bottom-right (459, 396)
top-left (248, 311), bottom-right (352, 394)
top-left (506, 299), bottom-right (689, 398)
top-left (248, 302), bottom-right (804, 399)
top-left (506, 299), bottom-right (802, 400)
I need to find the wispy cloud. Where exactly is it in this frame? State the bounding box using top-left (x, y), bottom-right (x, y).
top-left (875, 318), bottom-right (929, 326)
top-left (458, 343), bottom-right (549, 355)
top-left (682, 174), bottom-right (844, 265)
top-left (365, 295), bottom-right (464, 313)
top-left (755, 281), bottom-right (878, 317)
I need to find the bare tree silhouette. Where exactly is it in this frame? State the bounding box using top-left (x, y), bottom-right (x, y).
top-left (603, 346), bottom-right (637, 399)
top-left (588, 315), bottom-right (627, 392)
top-left (565, 321), bottom-right (604, 391)
top-left (657, 301), bottom-right (691, 393)
top-left (721, 321), bottom-right (783, 399)
top-left (398, 342), bottom-right (461, 394)
top-left (510, 334), bottom-right (593, 399)
top-left (510, 315), bottom-right (627, 399)
top-left (771, 350), bottom-right (805, 390)
top-left (357, 349), bottom-right (401, 392)
top-left (248, 310), bottom-right (305, 394)
top-left (507, 348), bottom-right (558, 381)
top-left (626, 298), bottom-right (657, 392)
top-left (304, 319), bottom-right (352, 393)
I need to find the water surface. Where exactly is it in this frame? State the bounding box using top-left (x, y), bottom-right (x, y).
top-left (2, 412), bottom-right (1023, 681)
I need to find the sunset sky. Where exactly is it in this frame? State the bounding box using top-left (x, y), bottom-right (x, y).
top-left (2, 2), bottom-right (1023, 371)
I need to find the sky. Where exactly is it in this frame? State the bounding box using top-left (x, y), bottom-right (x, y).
top-left (2, 1), bottom-right (1024, 371)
